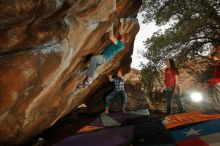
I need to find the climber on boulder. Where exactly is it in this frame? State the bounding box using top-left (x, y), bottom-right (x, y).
top-left (77, 24), bottom-right (126, 88)
top-left (104, 68), bottom-right (128, 114)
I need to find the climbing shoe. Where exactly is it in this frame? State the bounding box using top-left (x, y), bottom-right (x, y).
top-left (77, 80), bottom-right (90, 88)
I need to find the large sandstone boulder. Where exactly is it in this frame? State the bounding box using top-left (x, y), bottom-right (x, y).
top-left (0, 0), bottom-right (141, 145)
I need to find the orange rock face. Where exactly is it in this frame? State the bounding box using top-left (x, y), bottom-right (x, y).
top-left (0, 0), bottom-right (141, 144)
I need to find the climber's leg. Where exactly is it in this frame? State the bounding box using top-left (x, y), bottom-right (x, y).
top-left (77, 55), bottom-right (108, 88)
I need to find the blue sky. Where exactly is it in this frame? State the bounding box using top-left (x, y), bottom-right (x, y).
top-left (131, 13), bottom-right (168, 70)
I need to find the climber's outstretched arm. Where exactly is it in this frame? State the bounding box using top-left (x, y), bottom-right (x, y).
top-left (109, 28), bottom-right (118, 45)
top-left (119, 19), bottom-right (124, 35)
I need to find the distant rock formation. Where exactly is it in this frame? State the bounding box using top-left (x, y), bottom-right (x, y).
top-left (145, 57), bottom-right (212, 113)
top-left (0, 0), bottom-right (141, 145)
